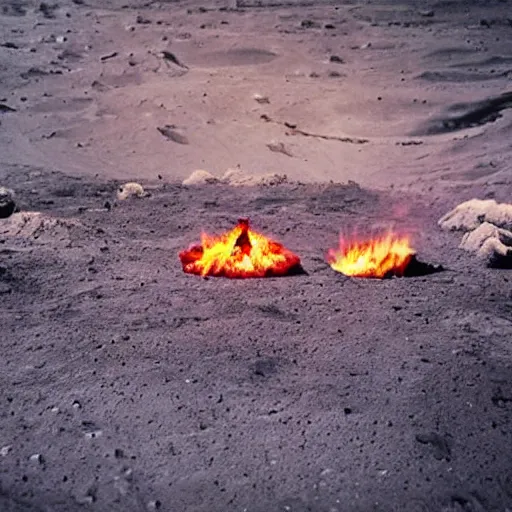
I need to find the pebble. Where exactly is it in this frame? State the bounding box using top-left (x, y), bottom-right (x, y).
top-left (29, 453), bottom-right (43, 464)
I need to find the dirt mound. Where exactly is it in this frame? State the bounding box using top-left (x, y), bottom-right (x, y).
top-left (0, 211), bottom-right (83, 244)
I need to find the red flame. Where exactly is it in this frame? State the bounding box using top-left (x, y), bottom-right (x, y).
top-left (179, 219), bottom-right (302, 278)
top-left (327, 232), bottom-right (415, 278)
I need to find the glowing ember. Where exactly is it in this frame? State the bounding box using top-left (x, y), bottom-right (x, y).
top-left (327, 232), bottom-right (416, 278)
top-left (179, 218), bottom-right (303, 278)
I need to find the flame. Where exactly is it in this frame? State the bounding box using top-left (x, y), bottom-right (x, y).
top-left (327, 232), bottom-right (415, 278)
top-left (179, 218), bottom-right (302, 278)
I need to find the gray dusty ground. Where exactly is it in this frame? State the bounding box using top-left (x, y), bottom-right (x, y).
top-left (1, 168), bottom-right (512, 512)
top-left (1, 0), bottom-right (512, 511)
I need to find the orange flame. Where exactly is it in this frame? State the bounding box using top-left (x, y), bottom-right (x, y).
top-left (327, 232), bottom-right (415, 278)
top-left (179, 218), bottom-right (302, 278)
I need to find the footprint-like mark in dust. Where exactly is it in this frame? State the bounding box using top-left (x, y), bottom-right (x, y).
top-left (412, 91), bottom-right (512, 135)
top-left (189, 48), bottom-right (277, 68)
top-left (415, 431), bottom-right (452, 460)
top-left (30, 97), bottom-right (94, 114)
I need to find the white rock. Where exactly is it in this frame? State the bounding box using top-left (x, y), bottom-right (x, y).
top-left (222, 168), bottom-right (288, 186)
top-left (439, 199), bottom-right (512, 232)
top-left (117, 182), bottom-right (148, 201)
top-left (460, 222), bottom-right (512, 268)
top-left (182, 169), bottom-right (218, 186)
top-left (1, 445), bottom-right (11, 457)
top-left (29, 453), bottom-right (43, 464)
top-left (253, 93), bottom-right (270, 104)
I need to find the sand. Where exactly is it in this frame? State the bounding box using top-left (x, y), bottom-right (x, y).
top-left (1, 0), bottom-right (511, 511)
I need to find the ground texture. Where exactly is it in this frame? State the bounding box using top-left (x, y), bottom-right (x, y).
top-left (1, 0), bottom-right (512, 511)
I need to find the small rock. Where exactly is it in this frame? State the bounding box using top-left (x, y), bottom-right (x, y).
top-left (267, 141), bottom-right (293, 157)
top-left (136, 14), bottom-right (151, 24)
top-left (157, 125), bottom-right (189, 144)
top-left (0, 186), bottom-right (16, 218)
top-left (329, 55), bottom-right (344, 64)
top-left (147, 500), bottom-right (162, 510)
top-left (419, 9), bottom-right (434, 17)
top-left (253, 93), bottom-right (270, 104)
top-left (182, 169), bottom-right (218, 186)
top-left (1, 445), bottom-right (11, 457)
top-left (117, 182), bottom-right (148, 201)
top-left (29, 453), bottom-right (43, 464)
top-left (301, 19), bottom-right (319, 28)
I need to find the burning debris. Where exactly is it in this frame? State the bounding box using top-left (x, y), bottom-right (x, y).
top-left (179, 218), bottom-right (304, 278)
top-left (327, 231), bottom-right (442, 279)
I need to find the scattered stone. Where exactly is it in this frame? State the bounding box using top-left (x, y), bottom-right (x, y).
top-left (329, 55), bottom-right (344, 64)
top-left (439, 199), bottom-right (512, 231)
top-left (182, 169), bottom-right (218, 186)
top-left (157, 125), bottom-right (189, 145)
top-left (100, 52), bottom-right (119, 62)
top-left (253, 93), bottom-right (270, 104)
top-left (460, 222), bottom-right (512, 268)
top-left (39, 2), bottom-right (58, 19)
top-left (136, 14), bottom-right (151, 24)
top-left (0, 103), bottom-right (17, 113)
top-left (147, 500), bottom-right (162, 510)
top-left (301, 19), bottom-right (320, 28)
top-left (160, 51), bottom-right (188, 69)
top-left (1, 42), bottom-right (19, 49)
top-left (0, 445), bottom-right (11, 457)
top-left (0, 187), bottom-right (16, 218)
top-left (117, 182), bottom-right (148, 201)
top-left (29, 453), bottom-right (44, 464)
top-left (267, 141), bottom-right (293, 157)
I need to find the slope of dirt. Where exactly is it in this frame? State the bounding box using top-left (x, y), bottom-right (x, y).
top-left (0, 0), bottom-right (511, 190)
top-left (1, 169), bottom-right (511, 512)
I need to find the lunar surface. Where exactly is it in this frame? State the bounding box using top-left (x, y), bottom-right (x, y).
top-left (1, 0), bottom-right (511, 511)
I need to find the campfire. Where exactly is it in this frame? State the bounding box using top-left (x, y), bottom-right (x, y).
top-left (327, 231), bottom-right (442, 278)
top-left (179, 218), bottom-right (304, 278)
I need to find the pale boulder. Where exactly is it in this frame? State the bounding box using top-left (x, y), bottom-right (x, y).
top-left (182, 169), bottom-right (218, 186)
top-left (438, 199), bottom-right (512, 232)
top-left (460, 222), bottom-right (512, 268)
top-left (221, 168), bottom-right (288, 186)
top-left (117, 182), bottom-right (148, 201)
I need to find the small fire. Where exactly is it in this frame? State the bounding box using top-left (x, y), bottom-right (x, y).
top-left (179, 218), bottom-right (303, 278)
top-left (327, 232), bottom-right (416, 278)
